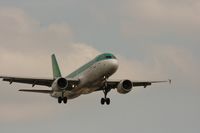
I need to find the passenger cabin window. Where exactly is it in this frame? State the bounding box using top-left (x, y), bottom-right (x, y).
top-left (106, 56), bottom-right (112, 59)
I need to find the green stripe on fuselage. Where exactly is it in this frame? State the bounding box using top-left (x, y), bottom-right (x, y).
top-left (66, 53), bottom-right (116, 78)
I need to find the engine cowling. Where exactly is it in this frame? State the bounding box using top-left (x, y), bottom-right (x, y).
top-left (117, 80), bottom-right (133, 94)
top-left (52, 78), bottom-right (68, 90)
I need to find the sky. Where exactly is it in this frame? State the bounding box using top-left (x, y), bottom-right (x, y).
top-left (0, 0), bottom-right (200, 133)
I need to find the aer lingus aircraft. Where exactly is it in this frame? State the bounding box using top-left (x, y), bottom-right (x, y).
top-left (0, 53), bottom-right (170, 105)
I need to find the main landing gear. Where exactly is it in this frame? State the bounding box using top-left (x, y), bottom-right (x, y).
top-left (58, 97), bottom-right (68, 104)
top-left (58, 91), bottom-right (68, 104)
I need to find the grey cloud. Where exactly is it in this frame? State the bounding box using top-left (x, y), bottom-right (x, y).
top-left (0, 6), bottom-right (199, 131)
top-left (120, 0), bottom-right (200, 39)
top-left (0, 7), bottom-right (100, 77)
top-left (0, 103), bottom-right (59, 123)
top-left (0, 7), bottom-right (100, 123)
top-left (114, 45), bottom-right (199, 82)
top-left (0, 7), bottom-right (72, 53)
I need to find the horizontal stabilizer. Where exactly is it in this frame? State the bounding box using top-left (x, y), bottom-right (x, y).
top-left (19, 89), bottom-right (52, 94)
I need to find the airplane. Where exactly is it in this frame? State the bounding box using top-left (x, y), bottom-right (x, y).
top-left (0, 53), bottom-right (170, 105)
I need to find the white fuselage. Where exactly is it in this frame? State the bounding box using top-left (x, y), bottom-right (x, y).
top-left (51, 59), bottom-right (119, 99)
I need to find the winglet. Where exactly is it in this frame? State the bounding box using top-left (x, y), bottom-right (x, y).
top-left (51, 54), bottom-right (62, 78)
top-left (168, 79), bottom-right (172, 84)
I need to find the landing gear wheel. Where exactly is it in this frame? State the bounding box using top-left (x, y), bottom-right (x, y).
top-left (63, 97), bottom-right (68, 104)
top-left (101, 98), bottom-right (110, 105)
top-left (58, 97), bottom-right (62, 104)
top-left (105, 98), bottom-right (110, 105)
top-left (101, 98), bottom-right (105, 105)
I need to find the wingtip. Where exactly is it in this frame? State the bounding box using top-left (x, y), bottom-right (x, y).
top-left (168, 79), bottom-right (172, 84)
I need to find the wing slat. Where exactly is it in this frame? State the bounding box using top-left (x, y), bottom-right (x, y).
top-left (19, 89), bottom-right (52, 94)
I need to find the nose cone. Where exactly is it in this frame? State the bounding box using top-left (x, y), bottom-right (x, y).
top-left (107, 59), bottom-right (119, 75)
top-left (112, 59), bottom-right (119, 71)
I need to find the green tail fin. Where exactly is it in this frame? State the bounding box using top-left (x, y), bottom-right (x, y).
top-left (51, 54), bottom-right (62, 78)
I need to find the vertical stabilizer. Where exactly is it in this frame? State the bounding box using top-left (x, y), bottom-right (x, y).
top-left (51, 54), bottom-right (62, 78)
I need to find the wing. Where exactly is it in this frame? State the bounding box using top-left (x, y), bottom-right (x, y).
top-left (0, 76), bottom-right (80, 87)
top-left (0, 76), bottom-right (80, 94)
top-left (105, 79), bottom-right (171, 89)
top-left (0, 76), bottom-right (54, 87)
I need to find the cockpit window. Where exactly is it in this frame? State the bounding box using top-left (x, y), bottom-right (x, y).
top-left (106, 56), bottom-right (112, 59)
top-left (112, 55), bottom-right (117, 59)
top-left (95, 53), bottom-right (117, 61)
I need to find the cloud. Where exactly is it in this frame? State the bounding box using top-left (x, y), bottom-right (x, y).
top-left (0, 7), bottom-right (199, 124)
top-left (0, 7), bottom-right (100, 123)
top-left (149, 45), bottom-right (199, 86)
top-left (120, 0), bottom-right (200, 38)
top-left (0, 103), bottom-right (59, 123)
top-left (0, 7), bottom-right (198, 83)
top-left (0, 43), bottom-right (100, 77)
top-left (150, 45), bottom-right (198, 75)
top-left (0, 7), bottom-right (74, 52)
top-left (0, 7), bottom-right (100, 77)
top-left (113, 45), bottom-right (199, 86)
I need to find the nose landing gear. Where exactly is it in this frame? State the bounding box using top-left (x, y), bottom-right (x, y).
top-left (101, 77), bottom-right (111, 105)
top-left (101, 97), bottom-right (110, 105)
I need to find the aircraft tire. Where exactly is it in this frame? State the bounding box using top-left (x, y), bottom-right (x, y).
top-left (58, 97), bottom-right (62, 104)
top-left (101, 98), bottom-right (105, 105)
top-left (63, 97), bottom-right (68, 104)
top-left (106, 98), bottom-right (110, 105)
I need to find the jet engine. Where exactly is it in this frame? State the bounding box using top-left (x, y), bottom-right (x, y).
top-left (117, 80), bottom-right (133, 94)
top-left (52, 78), bottom-right (68, 90)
